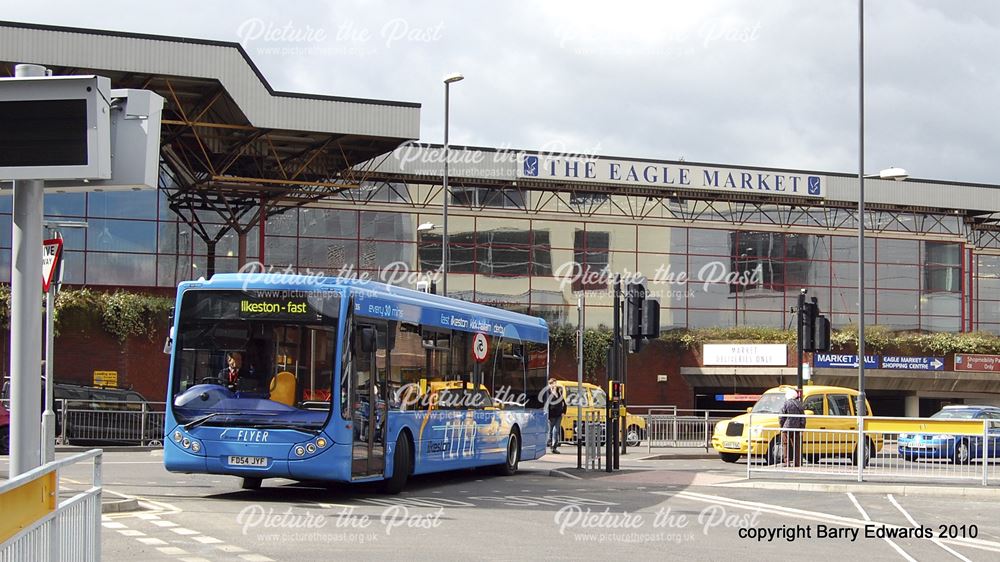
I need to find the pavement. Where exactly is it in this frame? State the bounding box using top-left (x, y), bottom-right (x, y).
top-left (7, 447), bottom-right (1000, 560)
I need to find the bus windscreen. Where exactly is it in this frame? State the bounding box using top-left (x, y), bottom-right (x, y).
top-left (170, 289), bottom-right (341, 431)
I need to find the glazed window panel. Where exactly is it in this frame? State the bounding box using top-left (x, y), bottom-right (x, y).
top-left (360, 211), bottom-right (414, 242)
top-left (85, 253), bottom-right (156, 286)
top-left (86, 219), bottom-right (157, 253)
top-left (299, 208), bottom-right (358, 238)
top-left (299, 238), bottom-right (358, 270)
top-left (88, 190), bottom-right (157, 220)
top-left (877, 238), bottom-right (920, 265)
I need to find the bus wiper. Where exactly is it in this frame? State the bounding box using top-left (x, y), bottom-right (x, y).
top-left (185, 412), bottom-right (230, 430)
top-left (249, 423), bottom-right (322, 431)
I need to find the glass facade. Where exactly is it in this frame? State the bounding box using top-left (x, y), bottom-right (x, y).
top-left (0, 187), bottom-right (992, 335)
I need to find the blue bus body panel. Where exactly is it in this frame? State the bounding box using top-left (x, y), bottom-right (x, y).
top-left (164, 274), bottom-right (549, 485)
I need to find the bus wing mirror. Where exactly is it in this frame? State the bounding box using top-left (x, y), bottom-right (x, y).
top-left (360, 327), bottom-right (377, 354)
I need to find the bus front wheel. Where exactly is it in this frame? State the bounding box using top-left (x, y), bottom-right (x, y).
top-left (241, 477), bottom-right (262, 490)
top-left (382, 434), bottom-right (410, 494)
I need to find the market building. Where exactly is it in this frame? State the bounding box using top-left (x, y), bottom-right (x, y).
top-left (1, 21), bottom-right (998, 416)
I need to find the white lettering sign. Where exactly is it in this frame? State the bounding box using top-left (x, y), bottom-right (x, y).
top-left (518, 153), bottom-right (825, 199)
top-left (702, 344), bottom-right (787, 366)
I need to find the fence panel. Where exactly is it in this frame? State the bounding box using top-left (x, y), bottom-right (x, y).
top-left (0, 449), bottom-right (103, 562)
top-left (746, 414), bottom-right (1000, 485)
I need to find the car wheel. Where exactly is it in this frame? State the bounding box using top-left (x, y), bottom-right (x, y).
top-left (495, 431), bottom-right (520, 476)
top-left (853, 438), bottom-right (875, 467)
top-left (719, 452), bottom-right (740, 463)
top-left (381, 433), bottom-right (411, 494)
top-left (952, 439), bottom-right (972, 465)
top-left (0, 425), bottom-right (9, 455)
top-left (626, 425), bottom-right (642, 447)
top-left (241, 477), bottom-right (262, 490)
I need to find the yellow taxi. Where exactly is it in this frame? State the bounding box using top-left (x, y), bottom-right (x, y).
top-left (553, 381), bottom-right (647, 447)
top-left (711, 384), bottom-right (881, 465)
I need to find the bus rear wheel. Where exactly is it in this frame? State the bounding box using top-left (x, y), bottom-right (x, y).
top-left (382, 434), bottom-right (410, 494)
top-left (241, 477), bottom-right (262, 490)
top-left (495, 431), bottom-right (520, 476)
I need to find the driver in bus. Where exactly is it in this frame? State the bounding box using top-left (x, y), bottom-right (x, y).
top-left (219, 351), bottom-right (254, 390)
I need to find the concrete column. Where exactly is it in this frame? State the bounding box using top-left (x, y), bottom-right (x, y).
top-left (904, 394), bottom-right (920, 418)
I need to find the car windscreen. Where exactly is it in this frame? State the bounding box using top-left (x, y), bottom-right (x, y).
top-left (931, 409), bottom-right (977, 419)
top-left (752, 392), bottom-right (787, 414)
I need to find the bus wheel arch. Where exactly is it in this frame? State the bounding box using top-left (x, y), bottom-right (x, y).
top-left (382, 430), bottom-right (413, 495)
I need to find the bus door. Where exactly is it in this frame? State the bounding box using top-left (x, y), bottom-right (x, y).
top-left (351, 321), bottom-right (388, 478)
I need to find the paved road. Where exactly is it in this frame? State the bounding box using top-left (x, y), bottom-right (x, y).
top-left (5, 451), bottom-right (1000, 561)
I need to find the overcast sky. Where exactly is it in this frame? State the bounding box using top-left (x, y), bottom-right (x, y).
top-left (6, 1), bottom-right (1000, 184)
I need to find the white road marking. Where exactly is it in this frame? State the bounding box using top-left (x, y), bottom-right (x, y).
top-left (179, 558), bottom-right (213, 562)
top-left (216, 544), bottom-right (248, 553)
top-left (887, 494), bottom-right (972, 562)
top-left (846, 492), bottom-right (915, 562)
top-left (238, 554), bottom-right (274, 562)
top-left (117, 529), bottom-right (145, 537)
top-left (136, 513), bottom-right (162, 520)
top-left (101, 522), bottom-right (127, 529)
top-left (192, 535), bottom-right (223, 544)
top-left (156, 546), bottom-right (189, 556)
top-left (169, 527), bottom-right (200, 536)
top-left (151, 520), bottom-right (178, 528)
top-left (136, 537), bottom-right (168, 546)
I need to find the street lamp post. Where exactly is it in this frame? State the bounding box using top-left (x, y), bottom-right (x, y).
top-left (442, 72), bottom-right (464, 298)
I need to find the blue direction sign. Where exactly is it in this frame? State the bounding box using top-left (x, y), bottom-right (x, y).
top-left (881, 356), bottom-right (945, 371)
top-left (814, 354), bottom-right (879, 369)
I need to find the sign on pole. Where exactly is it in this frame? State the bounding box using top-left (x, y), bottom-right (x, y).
top-left (881, 356), bottom-right (945, 371)
top-left (42, 238), bottom-right (62, 292)
top-left (472, 332), bottom-right (489, 363)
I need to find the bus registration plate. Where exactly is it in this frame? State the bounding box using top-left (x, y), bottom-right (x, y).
top-left (228, 456), bottom-right (268, 467)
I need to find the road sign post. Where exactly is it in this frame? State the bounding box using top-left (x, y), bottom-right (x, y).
top-left (42, 237), bottom-right (63, 463)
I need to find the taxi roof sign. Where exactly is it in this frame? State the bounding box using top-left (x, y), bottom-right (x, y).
top-left (42, 238), bottom-right (62, 292)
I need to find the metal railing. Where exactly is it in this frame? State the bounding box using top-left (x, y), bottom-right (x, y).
top-left (0, 449), bottom-right (103, 562)
top-left (644, 409), bottom-right (740, 451)
top-left (745, 414), bottom-right (1000, 485)
top-left (582, 411), bottom-right (603, 470)
top-left (55, 400), bottom-right (165, 447)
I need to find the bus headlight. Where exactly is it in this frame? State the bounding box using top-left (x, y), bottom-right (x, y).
top-left (190, 441), bottom-right (201, 453)
top-left (182, 438), bottom-right (191, 449)
top-left (315, 438), bottom-right (327, 448)
top-left (173, 431), bottom-right (183, 443)
top-left (294, 446), bottom-right (306, 457)
top-left (306, 443), bottom-right (317, 454)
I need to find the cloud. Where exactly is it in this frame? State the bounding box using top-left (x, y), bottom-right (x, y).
top-left (4, 0), bottom-right (999, 183)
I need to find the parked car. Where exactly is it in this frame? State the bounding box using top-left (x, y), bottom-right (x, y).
top-left (711, 384), bottom-right (881, 465)
top-left (897, 405), bottom-right (1000, 464)
top-left (1, 378), bottom-right (162, 445)
top-left (553, 381), bottom-right (647, 447)
top-left (0, 400), bottom-right (9, 455)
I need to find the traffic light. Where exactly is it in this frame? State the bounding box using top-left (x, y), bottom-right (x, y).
top-left (798, 296), bottom-right (831, 352)
top-left (626, 281), bottom-right (646, 353)
top-left (814, 315), bottom-right (831, 352)
top-left (800, 299), bottom-right (817, 351)
top-left (626, 282), bottom-right (645, 338)
top-left (642, 298), bottom-right (660, 339)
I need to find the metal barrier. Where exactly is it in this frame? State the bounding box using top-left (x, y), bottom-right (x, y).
top-left (746, 414), bottom-right (1000, 485)
top-left (645, 410), bottom-right (734, 451)
top-left (0, 449), bottom-right (103, 562)
top-left (583, 411), bottom-right (602, 470)
top-left (57, 400), bottom-right (165, 447)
